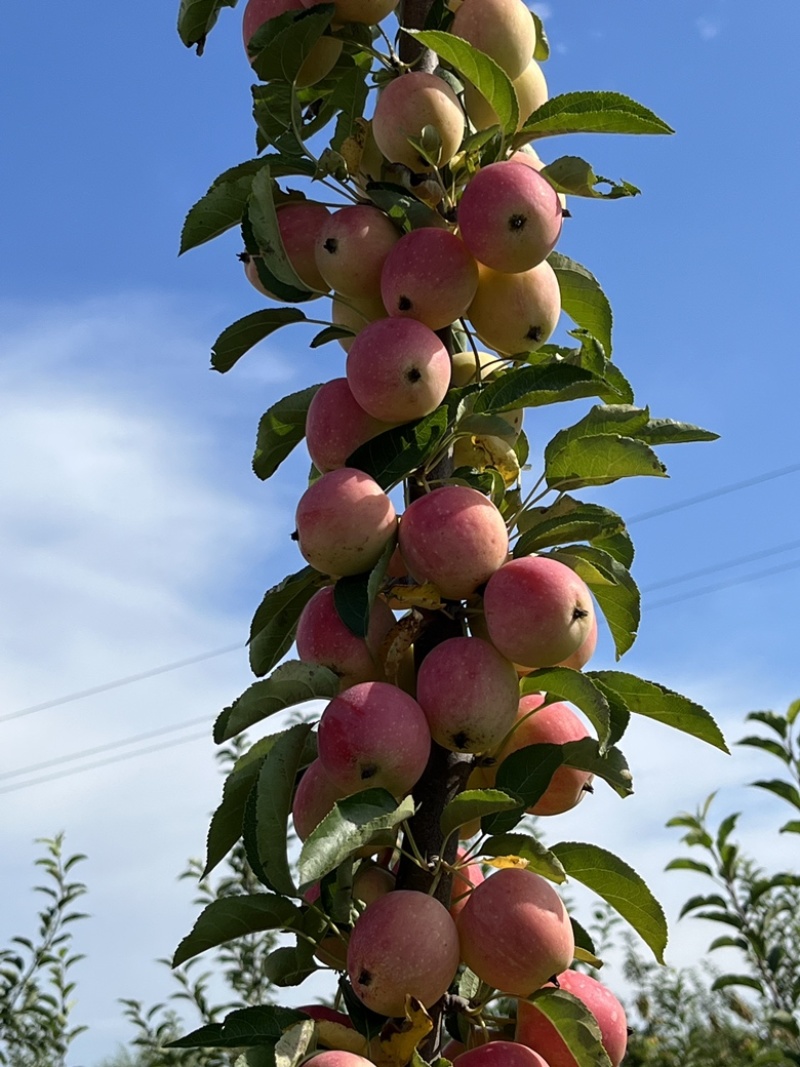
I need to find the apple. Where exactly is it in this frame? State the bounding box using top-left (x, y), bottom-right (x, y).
top-left (346, 317), bottom-right (451, 423)
top-left (398, 485), bottom-right (509, 600)
top-left (372, 72), bottom-right (464, 171)
top-left (516, 969), bottom-right (628, 1067)
top-left (451, 0), bottom-right (536, 81)
top-left (347, 890), bottom-right (460, 1016)
top-left (454, 1041), bottom-right (550, 1067)
top-left (293, 758), bottom-right (345, 840)
top-left (243, 0), bottom-right (342, 86)
top-left (305, 378), bottom-right (389, 472)
top-left (416, 636), bottom-right (519, 753)
top-left (294, 468), bottom-right (397, 577)
top-left (295, 585), bottom-right (395, 688)
top-left (317, 681), bottom-right (431, 796)
top-left (315, 205), bottom-right (400, 301)
top-left (381, 228), bottom-right (479, 331)
top-left (464, 60), bottom-right (548, 132)
top-left (483, 556), bottom-right (595, 668)
top-left (468, 261), bottom-right (561, 355)
top-left (457, 867), bottom-right (574, 995)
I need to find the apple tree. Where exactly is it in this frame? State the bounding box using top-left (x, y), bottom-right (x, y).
top-left (168, 0), bottom-right (727, 1064)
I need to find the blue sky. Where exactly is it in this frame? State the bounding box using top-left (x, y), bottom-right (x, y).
top-left (2, 1), bottom-right (800, 1062)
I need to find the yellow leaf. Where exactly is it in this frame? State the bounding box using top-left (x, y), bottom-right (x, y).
top-left (453, 435), bottom-right (521, 486)
top-left (386, 582), bottom-right (444, 611)
top-left (316, 1020), bottom-right (369, 1056)
top-left (485, 854), bottom-right (529, 870)
top-left (369, 997), bottom-right (433, 1067)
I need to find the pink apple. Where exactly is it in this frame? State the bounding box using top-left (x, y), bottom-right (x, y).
top-left (516, 969), bottom-right (628, 1067)
top-left (458, 161), bottom-right (563, 274)
top-left (305, 378), bottom-right (389, 473)
top-left (398, 485), bottom-right (509, 600)
top-left (317, 681), bottom-right (431, 796)
top-left (295, 585), bottom-right (395, 688)
top-left (416, 636), bottom-right (519, 753)
top-left (292, 758), bottom-right (346, 840)
top-left (346, 317), bottom-right (451, 423)
top-left (483, 556), bottom-right (595, 669)
top-left (454, 1042), bottom-right (550, 1067)
top-left (294, 468), bottom-right (397, 577)
top-left (381, 228), bottom-right (479, 330)
top-left (457, 867), bottom-right (574, 995)
top-left (347, 890), bottom-right (460, 1016)
top-left (315, 205), bottom-right (399, 301)
top-left (468, 261), bottom-right (561, 355)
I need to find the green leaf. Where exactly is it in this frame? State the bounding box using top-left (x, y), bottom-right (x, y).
top-left (570, 917), bottom-right (598, 959)
top-left (249, 169), bottom-right (315, 298)
top-left (678, 893), bottom-right (728, 919)
top-left (253, 384), bottom-right (321, 481)
top-left (531, 11), bottom-right (549, 61)
top-left (204, 750), bottom-right (266, 877)
top-left (298, 789), bottom-right (414, 886)
top-left (709, 935), bottom-right (748, 952)
top-left (744, 710), bottom-right (788, 738)
top-left (541, 157), bottom-right (640, 200)
top-left (440, 789), bottom-right (522, 841)
top-left (347, 405), bottom-right (451, 489)
top-left (522, 989), bottom-right (612, 1067)
top-left (265, 946), bottom-right (319, 989)
top-left (551, 841), bottom-right (668, 963)
top-left (333, 534), bottom-right (396, 639)
top-left (514, 497), bottom-right (630, 562)
top-left (483, 743), bottom-right (564, 834)
top-left (751, 779), bottom-right (800, 811)
top-left (545, 433), bottom-right (666, 492)
top-left (249, 566), bottom-right (322, 678)
top-left (244, 722), bottom-right (314, 895)
top-left (214, 661), bottom-right (339, 743)
top-left (480, 833), bottom-right (567, 884)
top-left (711, 974), bottom-right (765, 994)
top-left (736, 736), bottom-right (791, 764)
top-left (520, 90), bottom-right (674, 139)
top-left (169, 1005), bottom-right (309, 1050)
top-left (787, 698), bottom-right (800, 725)
top-left (406, 29), bottom-right (518, 134)
top-left (587, 672), bottom-right (729, 752)
top-left (252, 5), bottom-right (334, 84)
top-left (546, 546), bottom-right (640, 659)
top-left (473, 363), bottom-right (610, 413)
top-left (211, 309), bottom-right (307, 374)
top-left (519, 667), bottom-right (613, 750)
top-left (561, 738), bottom-right (633, 798)
top-left (330, 57), bottom-right (371, 154)
top-left (311, 324), bottom-right (354, 348)
top-left (365, 182), bottom-right (445, 233)
top-left (172, 894), bottom-right (300, 967)
top-left (181, 174), bottom-right (259, 255)
top-left (177, 0), bottom-right (236, 51)
top-left (780, 820), bottom-right (800, 834)
top-left (548, 253), bottom-right (613, 358)
top-left (636, 417), bottom-right (719, 446)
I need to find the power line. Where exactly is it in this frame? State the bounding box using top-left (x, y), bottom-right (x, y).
top-left (0, 715), bottom-right (210, 781)
top-left (647, 557), bottom-right (800, 610)
top-left (0, 730), bottom-right (210, 796)
top-left (641, 538), bottom-right (800, 593)
top-left (0, 643), bottom-right (243, 724)
top-left (629, 461), bottom-right (800, 524)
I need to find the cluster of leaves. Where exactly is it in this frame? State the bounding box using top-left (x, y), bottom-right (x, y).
top-left (0, 835), bottom-right (87, 1067)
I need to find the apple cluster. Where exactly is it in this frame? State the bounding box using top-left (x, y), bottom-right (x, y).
top-left (233, 0), bottom-right (627, 1062)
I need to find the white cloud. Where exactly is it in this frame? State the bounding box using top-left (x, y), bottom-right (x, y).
top-left (696, 16), bottom-right (721, 39)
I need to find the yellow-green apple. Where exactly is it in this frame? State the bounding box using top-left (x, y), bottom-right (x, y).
top-left (345, 317), bottom-right (451, 423)
top-left (305, 378), bottom-right (389, 472)
top-left (516, 969), bottom-right (628, 1067)
top-left (294, 468), bottom-right (397, 576)
top-left (331, 292), bottom-right (387, 352)
top-left (482, 555), bottom-right (595, 669)
top-left (456, 867), bottom-right (574, 995)
top-left (347, 890), bottom-right (460, 1016)
top-left (464, 60), bottom-right (547, 132)
top-left (468, 261), bottom-right (561, 355)
top-left (398, 485), bottom-right (509, 600)
top-left (451, 0), bottom-right (536, 80)
top-left (380, 228), bottom-right (479, 330)
top-left (372, 72), bottom-right (464, 171)
top-left (458, 161), bottom-right (562, 274)
top-left (416, 636), bottom-right (519, 752)
top-left (317, 681), bottom-right (430, 796)
top-left (243, 0), bottom-right (342, 85)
